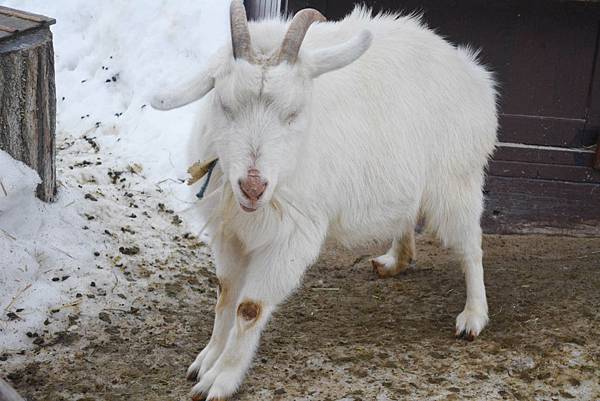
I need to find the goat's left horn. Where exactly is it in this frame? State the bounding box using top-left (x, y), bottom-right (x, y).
top-left (277, 8), bottom-right (326, 65)
top-left (230, 0), bottom-right (254, 61)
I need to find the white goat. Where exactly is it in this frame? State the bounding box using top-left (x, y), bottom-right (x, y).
top-left (153, 1), bottom-right (497, 399)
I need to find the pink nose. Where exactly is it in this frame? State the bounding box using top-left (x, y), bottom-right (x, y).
top-left (239, 169), bottom-right (267, 201)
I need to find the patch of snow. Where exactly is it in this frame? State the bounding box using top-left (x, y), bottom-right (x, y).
top-left (0, 151), bottom-right (106, 350)
top-left (1, 0), bottom-right (228, 351)
top-left (4, 0), bottom-right (228, 192)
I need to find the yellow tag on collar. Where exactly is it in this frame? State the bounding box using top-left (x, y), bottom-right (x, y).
top-left (187, 157), bottom-right (219, 186)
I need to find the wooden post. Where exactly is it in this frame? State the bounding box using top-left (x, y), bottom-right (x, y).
top-left (0, 6), bottom-right (56, 202)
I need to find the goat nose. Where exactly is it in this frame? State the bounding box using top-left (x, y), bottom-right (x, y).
top-left (239, 169), bottom-right (267, 201)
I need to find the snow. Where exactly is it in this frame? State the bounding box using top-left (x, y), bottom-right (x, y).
top-left (1, 0), bottom-right (228, 351)
top-left (3, 0), bottom-right (228, 185)
top-left (1, 150), bottom-right (102, 349)
top-left (0, 151), bottom-right (40, 213)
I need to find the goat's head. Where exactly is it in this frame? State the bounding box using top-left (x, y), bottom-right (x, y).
top-left (154, 1), bottom-right (372, 212)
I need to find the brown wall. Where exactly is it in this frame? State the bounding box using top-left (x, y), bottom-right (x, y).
top-left (285, 0), bottom-right (600, 234)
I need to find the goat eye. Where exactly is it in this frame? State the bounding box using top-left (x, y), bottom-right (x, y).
top-left (221, 104), bottom-right (234, 119)
top-left (285, 112), bottom-right (299, 125)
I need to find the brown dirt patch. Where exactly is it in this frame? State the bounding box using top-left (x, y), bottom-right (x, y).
top-left (2, 234), bottom-right (599, 400)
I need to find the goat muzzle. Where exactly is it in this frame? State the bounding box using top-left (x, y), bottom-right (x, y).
top-left (239, 169), bottom-right (267, 211)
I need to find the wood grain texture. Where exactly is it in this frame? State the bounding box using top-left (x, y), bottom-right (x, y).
top-left (595, 135), bottom-right (600, 169)
top-left (483, 176), bottom-right (600, 235)
top-left (286, 0), bottom-right (600, 234)
top-left (0, 5), bottom-right (55, 25)
top-left (489, 160), bottom-right (600, 183)
top-left (498, 114), bottom-right (593, 148)
top-left (0, 6), bottom-right (55, 43)
top-left (494, 144), bottom-right (596, 167)
top-left (0, 28), bottom-right (56, 201)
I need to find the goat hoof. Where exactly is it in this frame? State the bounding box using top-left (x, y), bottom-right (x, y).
top-left (371, 259), bottom-right (393, 278)
top-left (455, 329), bottom-right (476, 341)
top-left (186, 360), bottom-right (203, 382)
top-left (455, 308), bottom-right (488, 341)
top-left (186, 369), bottom-right (199, 382)
top-left (370, 256), bottom-right (409, 278)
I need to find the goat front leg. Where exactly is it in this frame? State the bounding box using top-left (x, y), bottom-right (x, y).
top-left (187, 231), bottom-right (248, 382)
top-left (190, 231), bottom-right (323, 401)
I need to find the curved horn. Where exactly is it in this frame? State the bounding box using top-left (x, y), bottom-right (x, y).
top-left (230, 0), bottom-right (253, 61)
top-left (277, 8), bottom-right (326, 65)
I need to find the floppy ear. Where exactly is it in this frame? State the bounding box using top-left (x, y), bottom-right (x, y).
top-left (151, 70), bottom-right (215, 111)
top-left (306, 30), bottom-right (373, 78)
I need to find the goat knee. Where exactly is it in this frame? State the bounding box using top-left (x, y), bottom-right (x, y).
top-left (237, 300), bottom-right (261, 325)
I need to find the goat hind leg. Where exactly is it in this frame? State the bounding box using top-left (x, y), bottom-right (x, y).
top-left (371, 229), bottom-right (415, 278)
top-left (434, 180), bottom-right (489, 340)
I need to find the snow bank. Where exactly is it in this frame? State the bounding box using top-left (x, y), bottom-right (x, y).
top-left (0, 151), bottom-right (103, 350)
top-left (1, 0), bottom-right (229, 350)
top-left (0, 151), bottom-right (40, 213)
top-left (4, 0), bottom-right (228, 194)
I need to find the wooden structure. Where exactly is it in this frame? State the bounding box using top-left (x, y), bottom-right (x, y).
top-left (246, 0), bottom-right (282, 20)
top-left (0, 6), bottom-right (56, 202)
top-left (248, 0), bottom-right (600, 235)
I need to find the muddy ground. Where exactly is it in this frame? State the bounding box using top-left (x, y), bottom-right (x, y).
top-left (2, 234), bottom-right (600, 401)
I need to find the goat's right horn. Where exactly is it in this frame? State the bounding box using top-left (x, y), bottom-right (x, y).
top-left (230, 0), bottom-right (253, 61)
top-left (277, 8), bottom-right (326, 65)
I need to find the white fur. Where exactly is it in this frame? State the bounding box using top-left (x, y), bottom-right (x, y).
top-left (154, 6), bottom-right (497, 399)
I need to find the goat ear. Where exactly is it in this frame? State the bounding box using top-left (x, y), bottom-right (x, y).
top-left (306, 30), bottom-right (372, 78)
top-left (151, 70), bottom-right (215, 111)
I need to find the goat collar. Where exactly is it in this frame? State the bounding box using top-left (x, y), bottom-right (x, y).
top-left (187, 158), bottom-right (218, 199)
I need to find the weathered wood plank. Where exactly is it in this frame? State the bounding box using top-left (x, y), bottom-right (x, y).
top-left (489, 160), bottom-right (600, 183)
top-left (0, 15), bottom-right (39, 34)
top-left (0, 24), bottom-right (17, 33)
top-left (497, 114), bottom-right (596, 148)
top-left (0, 28), bottom-right (56, 201)
top-left (0, 5), bottom-right (55, 25)
top-left (0, 7), bottom-right (54, 47)
top-left (595, 137), bottom-right (600, 169)
top-left (483, 176), bottom-right (600, 235)
top-left (494, 143), bottom-right (596, 167)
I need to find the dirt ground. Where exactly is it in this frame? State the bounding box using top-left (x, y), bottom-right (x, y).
top-left (2, 233), bottom-right (600, 401)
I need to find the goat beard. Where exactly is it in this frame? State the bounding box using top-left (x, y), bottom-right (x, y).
top-left (193, 181), bottom-right (313, 246)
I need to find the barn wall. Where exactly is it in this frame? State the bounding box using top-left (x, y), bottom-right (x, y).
top-left (373, 1), bottom-right (600, 235)
top-left (252, 0), bottom-right (600, 235)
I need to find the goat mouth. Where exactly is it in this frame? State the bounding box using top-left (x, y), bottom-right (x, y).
top-left (240, 203), bottom-right (258, 213)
